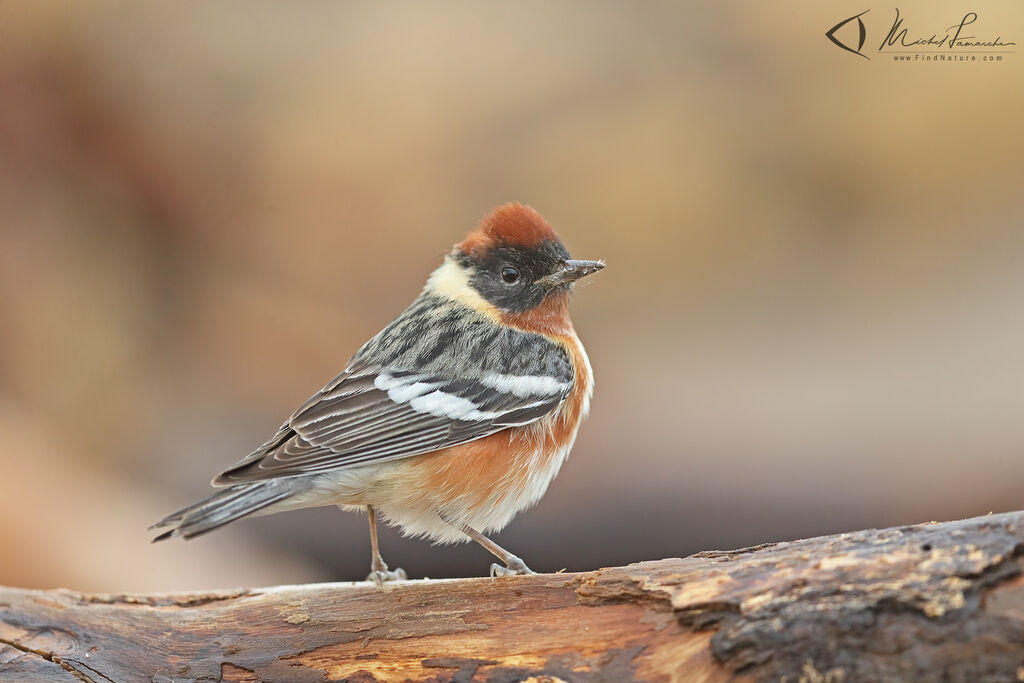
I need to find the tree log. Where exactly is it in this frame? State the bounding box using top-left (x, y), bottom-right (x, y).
top-left (4, 512), bottom-right (1024, 682)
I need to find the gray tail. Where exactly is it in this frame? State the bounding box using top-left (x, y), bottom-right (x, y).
top-left (150, 481), bottom-right (294, 542)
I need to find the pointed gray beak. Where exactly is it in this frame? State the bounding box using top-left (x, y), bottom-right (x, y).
top-left (536, 259), bottom-right (606, 287)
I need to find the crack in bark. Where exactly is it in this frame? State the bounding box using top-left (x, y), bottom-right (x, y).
top-left (692, 542), bottom-right (780, 559)
top-left (0, 635), bottom-right (98, 683)
top-left (65, 589), bottom-right (251, 607)
top-left (67, 659), bottom-right (117, 683)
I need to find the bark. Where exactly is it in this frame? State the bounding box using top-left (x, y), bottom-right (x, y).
top-left (3, 512), bottom-right (1024, 682)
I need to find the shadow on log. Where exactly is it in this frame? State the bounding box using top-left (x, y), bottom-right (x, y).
top-left (4, 512), bottom-right (1024, 682)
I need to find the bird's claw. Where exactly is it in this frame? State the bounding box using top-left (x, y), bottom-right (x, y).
top-left (489, 557), bottom-right (535, 578)
top-left (367, 566), bottom-right (407, 586)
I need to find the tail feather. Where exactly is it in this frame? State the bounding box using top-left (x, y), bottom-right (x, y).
top-left (151, 481), bottom-right (295, 542)
top-left (149, 485), bottom-right (255, 530)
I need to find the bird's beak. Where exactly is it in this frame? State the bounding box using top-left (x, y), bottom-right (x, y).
top-left (536, 259), bottom-right (606, 287)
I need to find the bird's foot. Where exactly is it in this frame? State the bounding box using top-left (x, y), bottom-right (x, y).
top-left (367, 564), bottom-right (407, 587)
top-left (489, 555), bottom-right (535, 578)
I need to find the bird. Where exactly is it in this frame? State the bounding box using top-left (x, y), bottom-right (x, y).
top-left (151, 203), bottom-right (604, 582)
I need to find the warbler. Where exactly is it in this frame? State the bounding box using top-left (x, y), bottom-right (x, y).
top-left (151, 203), bottom-right (604, 582)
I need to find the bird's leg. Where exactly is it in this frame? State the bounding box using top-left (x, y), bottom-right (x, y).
top-left (460, 524), bottom-right (536, 578)
top-left (365, 505), bottom-right (407, 586)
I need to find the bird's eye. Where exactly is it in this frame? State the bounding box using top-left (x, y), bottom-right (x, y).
top-left (500, 266), bottom-right (520, 284)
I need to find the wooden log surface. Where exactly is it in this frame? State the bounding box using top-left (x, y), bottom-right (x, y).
top-left (4, 511), bottom-right (1024, 682)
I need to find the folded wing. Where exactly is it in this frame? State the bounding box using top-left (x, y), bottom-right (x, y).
top-left (213, 364), bottom-right (571, 485)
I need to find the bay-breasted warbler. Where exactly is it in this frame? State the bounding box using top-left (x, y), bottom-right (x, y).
top-left (152, 203), bottom-right (603, 582)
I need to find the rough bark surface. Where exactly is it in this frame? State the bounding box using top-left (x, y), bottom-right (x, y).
top-left (4, 512), bottom-right (1024, 682)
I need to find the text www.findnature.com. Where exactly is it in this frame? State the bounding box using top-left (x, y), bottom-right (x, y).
top-left (891, 54), bottom-right (1004, 62)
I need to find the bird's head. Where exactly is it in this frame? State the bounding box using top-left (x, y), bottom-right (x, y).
top-left (427, 203), bottom-right (604, 334)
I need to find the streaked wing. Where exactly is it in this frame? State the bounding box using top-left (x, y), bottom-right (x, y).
top-left (212, 365), bottom-right (570, 485)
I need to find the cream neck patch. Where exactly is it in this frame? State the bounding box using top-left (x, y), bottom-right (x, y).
top-left (424, 257), bottom-right (500, 320)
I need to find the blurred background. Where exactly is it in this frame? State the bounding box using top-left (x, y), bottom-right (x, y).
top-left (1, 1), bottom-right (1022, 593)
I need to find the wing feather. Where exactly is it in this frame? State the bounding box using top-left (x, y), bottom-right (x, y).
top-left (213, 367), bottom-right (569, 484)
